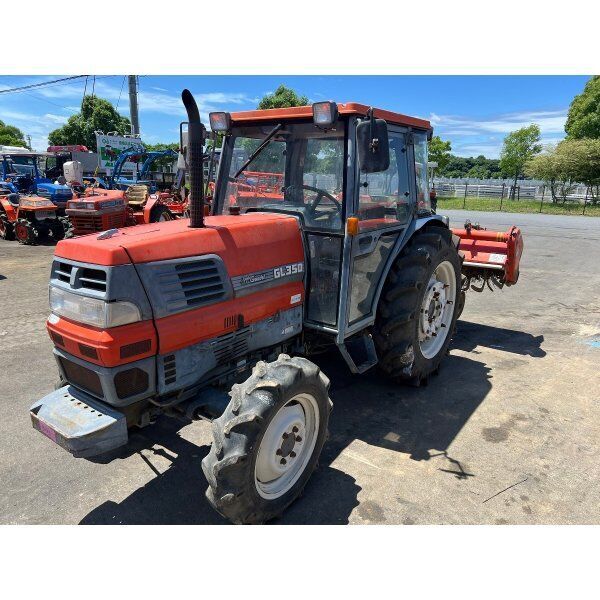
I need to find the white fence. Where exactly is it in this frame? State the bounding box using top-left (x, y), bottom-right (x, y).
top-left (433, 179), bottom-right (590, 202)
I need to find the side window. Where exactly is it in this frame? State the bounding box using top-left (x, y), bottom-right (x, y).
top-left (357, 130), bottom-right (411, 230)
top-left (413, 131), bottom-right (430, 212)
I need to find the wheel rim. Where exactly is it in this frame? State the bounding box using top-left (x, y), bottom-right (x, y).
top-left (0, 218), bottom-right (6, 239)
top-left (254, 393), bottom-right (320, 500)
top-left (15, 223), bottom-right (28, 241)
top-left (418, 260), bottom-right (457, 359)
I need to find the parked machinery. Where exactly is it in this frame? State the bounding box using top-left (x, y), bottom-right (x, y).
top-left (30, 91), bottom-right (524, 524)
top-left (0, 190), bottom-right (64, 244)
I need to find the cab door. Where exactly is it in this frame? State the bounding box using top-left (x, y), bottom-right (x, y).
top-left (339, 126), bottom-right (414, 342)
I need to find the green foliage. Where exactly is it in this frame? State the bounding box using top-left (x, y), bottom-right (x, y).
top-left (258, 85), bottom-right (308, 109)
top-left (499, 124), bottom-right (542, 190)
top-left (437, 154), bottom-right (502, 179)
top-left (525, 138), bottom-right (600, 203)
top-left (144, 142), bottom-right (179, 170)
top-left (565, 76), bottom-right (600, 139)
top-left (0, 119), bottom-right (28, 147)
top-left (427, 136), bottom-right (452, 172)
top-left (48, 96), bottom-right (131, 152)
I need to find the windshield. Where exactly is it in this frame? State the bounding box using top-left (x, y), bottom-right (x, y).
top-left (5, 156), bottom-right (37, 177)
top-left (217, 121), bottom-right (346, 231)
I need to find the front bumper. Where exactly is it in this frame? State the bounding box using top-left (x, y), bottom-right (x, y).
top-left (30, 385), bottom-right (128, 458)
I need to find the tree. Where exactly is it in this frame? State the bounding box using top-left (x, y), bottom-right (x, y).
top-left (0, 120), bottom-right (28, 148)
top-left (499, 124), bottom-right (542, 198)
top-left (428, 136), bottom-right (452, 174)
top-left (238, 86), bottom-right (309, 173)
top-left (565, 76), bottom-right (600, 139)
top-left (525, 145), bottom-right (575, 203)
top-left (48, 96), bottom-right (131, 152)
top-left (258, 85), bottom-right (308, 110)
top-left (144, 142), bottom-right (180, 171)
top-left (560, 138), bottom-right (600, 203)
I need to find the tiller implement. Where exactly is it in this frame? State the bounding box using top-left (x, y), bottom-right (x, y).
top-left (30, 91), bottom-right (524, 524)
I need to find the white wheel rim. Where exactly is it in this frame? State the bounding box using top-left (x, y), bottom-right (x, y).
top-left (418, 260), bottom-right (457, 359)
top-left (254, 393), bottom-right (319, 500)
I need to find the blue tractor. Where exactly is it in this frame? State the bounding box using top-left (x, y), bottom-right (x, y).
top-left (92, 147), bottom-right (178, 192)
top-left (0, 150), bottom-right (74, 209)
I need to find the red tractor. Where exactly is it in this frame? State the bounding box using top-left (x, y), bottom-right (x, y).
top-left (0, 191), bottom-right (65, 244)
top-left (65, 185), bottom-right (185, 237)
top-left (30, 91), bottom-right (523, 524)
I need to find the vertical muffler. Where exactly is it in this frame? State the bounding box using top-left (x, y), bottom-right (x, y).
top-left (181, 89), bottom-right (205, 228)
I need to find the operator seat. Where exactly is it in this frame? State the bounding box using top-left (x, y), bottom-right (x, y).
top-left (8, 193), bottom-right (20, 207)
top-left (125, 184), bottom-right (149, 210)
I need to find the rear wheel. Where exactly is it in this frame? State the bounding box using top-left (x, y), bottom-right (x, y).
top-left (0, 212), bottom-right (14, 241)
top-left (14, 219), bottom-right (36, 245)
top-left (373, 227), bottom-right (461, 384)
top-left (202, 354), bottom-right (332, 524)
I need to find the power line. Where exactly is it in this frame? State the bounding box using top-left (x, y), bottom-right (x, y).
top-left (0, 75), bottom-right (87, 95)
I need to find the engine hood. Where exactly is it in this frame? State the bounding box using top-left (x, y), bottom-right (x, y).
top-left (54, 212), bottom-right (304, 277)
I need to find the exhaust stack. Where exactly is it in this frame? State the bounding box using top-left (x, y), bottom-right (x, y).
top-left (181, 89), bottom-right (205, 228)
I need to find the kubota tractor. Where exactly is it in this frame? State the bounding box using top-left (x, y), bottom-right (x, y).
top-left (65, 184), bottom-right (187, 237)
top-left (30, 91), bottom-right (523, 524)
top-left (0, 191), bottom-right (65, 244)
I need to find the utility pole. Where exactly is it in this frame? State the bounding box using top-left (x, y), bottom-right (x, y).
top-left (128, 75), bottom-right (140, 136)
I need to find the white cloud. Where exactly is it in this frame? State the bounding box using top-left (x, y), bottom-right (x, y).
top-left (430, 108), bottom-right (568, 136)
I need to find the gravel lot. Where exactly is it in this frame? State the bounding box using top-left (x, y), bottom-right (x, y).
top-left (1, 209), bottom-right (599, 524)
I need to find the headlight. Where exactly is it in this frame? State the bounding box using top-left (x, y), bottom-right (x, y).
top-left (49, 287), bottom-right (141, 328)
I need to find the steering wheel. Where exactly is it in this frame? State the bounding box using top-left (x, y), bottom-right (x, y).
top-left (299, 184), bottom-right (342, 213)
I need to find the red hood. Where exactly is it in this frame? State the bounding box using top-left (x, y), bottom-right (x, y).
top-left (54, 213), bottom-right (303, 276)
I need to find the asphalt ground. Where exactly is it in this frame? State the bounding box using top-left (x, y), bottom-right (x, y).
top-left (1, 209), bottom-right (599, 524)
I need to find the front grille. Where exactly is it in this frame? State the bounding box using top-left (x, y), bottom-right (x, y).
top-left (60, 357), bottom-right (103, 397)
top-left (78, 343), bottom-right (98, 359)
top-left (78, 268), bottom-right (106, 292)
top-left (120, 339), bottom-right (151, 359)
top-left (212, 327), bottom-right (251, 365)
top-left (55, 262), bottom-right (73, 283)
top-left (163, 354), bottom-right (177, 385)
top-left (114, 368), bottom-right (149, 399)
top-left (71, 213), bottom-right (126, 233)
top-left (53, 261), bottom-right (106, 293)
top-left (50, 331), bottom-right (65, 347)
top-left (174, 259), bottom-right (227, 308)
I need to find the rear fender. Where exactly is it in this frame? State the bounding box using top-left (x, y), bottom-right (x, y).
top-left (0, 197), bottom-right (16, 221)
top-left (143, 195), bottom-right (159, 223)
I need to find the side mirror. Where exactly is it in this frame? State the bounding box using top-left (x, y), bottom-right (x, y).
top-left (357, 110), bottom-right (389, 173)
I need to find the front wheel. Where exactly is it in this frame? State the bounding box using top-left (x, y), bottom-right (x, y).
top-left (14, 219), bottom-right (36, 245)
top-left (202, 354), bottom-right (332, 524)
top-left (373, 227), bottom-right (461, 384)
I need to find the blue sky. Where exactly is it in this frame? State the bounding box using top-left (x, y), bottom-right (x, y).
top-left (0, 75), bottom-right (590, 158)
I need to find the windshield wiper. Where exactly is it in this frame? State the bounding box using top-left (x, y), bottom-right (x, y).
top-left (234, 123), bottom-right (283, 178)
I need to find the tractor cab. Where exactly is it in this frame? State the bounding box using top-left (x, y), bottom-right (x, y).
top-left (0, 150), bottom-right (73, 207)
top-left (209, 102), bottom-right (436, 370)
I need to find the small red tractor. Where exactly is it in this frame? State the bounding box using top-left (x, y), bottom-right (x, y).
top-left (0, 191), bottom-right (65, 244)
top-left (65, 185), bottom-right (187, 237)
top-left (30, 91), bottom-right (523, 524)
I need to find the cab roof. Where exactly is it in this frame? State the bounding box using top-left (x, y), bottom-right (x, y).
top-left (230, 102), bottom-right (431, 131)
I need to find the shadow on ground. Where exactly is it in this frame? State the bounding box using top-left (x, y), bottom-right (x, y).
top-left (80, 320), bottom-right (545, 525)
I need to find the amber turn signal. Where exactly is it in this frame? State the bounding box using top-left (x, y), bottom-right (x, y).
top-left (347, 217), bottom-right (359, 236)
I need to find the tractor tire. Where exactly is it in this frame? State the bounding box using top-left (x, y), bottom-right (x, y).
top-left (373, 227), bottom-right (461, 384)
top-left (58, 216), bottom-right (73, 239)
top-left (14, 219), bottom-right (37, 245)
top-left (202, 354), bottom-right (332, 524)
top-left (51, 220), bottom-right (65, 242)
top-left (0, 213), bottom-right (14, 241)
top-left (149, 204), bottom-right (173, 223)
